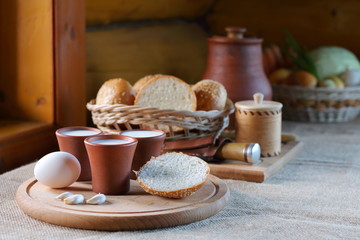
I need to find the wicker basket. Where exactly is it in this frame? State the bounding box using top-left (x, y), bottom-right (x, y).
top-left (272, 84), bottom-right (360, 122)
top-left (87, 99), bottom-right (234, 141)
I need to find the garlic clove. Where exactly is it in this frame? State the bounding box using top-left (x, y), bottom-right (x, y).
top-left (55, 192), bottom-right (74, 200)
top-left (64, 194), bottom-right (85, 205)
top-left (86, 193), bottom-right (106, 205)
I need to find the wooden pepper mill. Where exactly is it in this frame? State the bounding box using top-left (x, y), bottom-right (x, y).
top-left (235, 93), bottom-right (283, 157)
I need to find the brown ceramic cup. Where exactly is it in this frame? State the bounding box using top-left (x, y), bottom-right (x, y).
top-left (120, 129), bottom-right (166, 179)
top-left (84, 135), bottom-right (138, 195)
top-left (55, 126), bottom-right (102, 181)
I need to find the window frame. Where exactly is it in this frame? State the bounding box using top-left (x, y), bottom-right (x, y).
top-left (0, 0), bottom-right (86, 173)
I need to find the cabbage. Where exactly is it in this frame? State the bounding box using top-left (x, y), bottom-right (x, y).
top-left (309, 46), bottom-right (360, 80)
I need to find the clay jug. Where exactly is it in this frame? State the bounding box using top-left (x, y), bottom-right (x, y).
top-left (202, 27), bottom-right (272, 103)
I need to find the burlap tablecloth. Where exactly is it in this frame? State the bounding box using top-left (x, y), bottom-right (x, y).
top-left (1, 119), bottom-right (360, 240)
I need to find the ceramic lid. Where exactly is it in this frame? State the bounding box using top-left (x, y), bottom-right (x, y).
top-left (209, 27), bottom-right (263, 44)
top-left (235, 93), bottom-right (283, 111)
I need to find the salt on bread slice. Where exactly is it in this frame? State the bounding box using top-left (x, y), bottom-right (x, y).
top-left (192, 79), bottom-right (227, 111)
top-left (136, 152), bottom-right (210, 199)
top-left (134, 75), bottom-right (197, 132)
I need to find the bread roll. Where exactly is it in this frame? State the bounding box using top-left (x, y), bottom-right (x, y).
top-left (96, 78), bottom-right (135, 105)
top-left (133, 74), bottom-right (163, 93)
top-left (192, 79), bottom-right (227, 111)
top-left (136, 152), bottom-right (209, 198)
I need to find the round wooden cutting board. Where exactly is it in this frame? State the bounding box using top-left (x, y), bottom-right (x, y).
top-left (16, 175), bottom-right (229, 231)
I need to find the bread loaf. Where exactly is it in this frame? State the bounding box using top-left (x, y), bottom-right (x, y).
top-left (135, 75), bottom-right (196, 132)
top-left (96, 78), bottom-right (135, 105)
top-left (133, 74), bottom-right (163, 93)
top-left (135, 75), bottom-right (196, 110)
top-left (136, 152), bottom-right (209, 198)
top-left (192, 79), bottom-right (227, 111)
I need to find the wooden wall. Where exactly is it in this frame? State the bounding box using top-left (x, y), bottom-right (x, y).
top-left (207, 0), bottom-right (360, 55)
top-left (85, 0), bottom-right (214, 101)
top-left (0, 0), bottom-right (54, 123)
top-left (86, 21), bottom-right (208, 101)
top-left (0, 0), bottom-right (86, 126)
top-left (86, 0), bottom-right (215, 26)
top-left (85, 0), bottom-right (360, 102)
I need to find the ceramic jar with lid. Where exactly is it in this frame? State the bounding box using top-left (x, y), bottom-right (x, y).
top-left (235, 93), bottom-right (282, 157)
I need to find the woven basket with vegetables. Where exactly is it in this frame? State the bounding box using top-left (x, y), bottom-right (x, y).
top-left (264, 32), bottom-right (360, 123)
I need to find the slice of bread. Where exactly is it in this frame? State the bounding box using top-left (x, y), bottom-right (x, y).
top-left (134, 75), bottom-right (197, 132)
top-left (192, 79), bottom-right (227, 111)
top-left (133, 74), bottom-right (163, 93)
top-left (96, 78), bottom-right (135, 105)
top-left (135, 75), bottom-right (196, 111)
top-left (136, 152), bottom-right (210, 198)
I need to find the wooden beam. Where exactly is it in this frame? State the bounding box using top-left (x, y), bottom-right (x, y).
top-left (54, 0), bottom-right (86, 127)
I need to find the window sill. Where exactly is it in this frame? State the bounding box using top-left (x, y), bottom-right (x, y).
top-left (0, 119), bottom-right (58, 173)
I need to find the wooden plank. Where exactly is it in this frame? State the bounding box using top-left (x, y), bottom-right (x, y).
top-left (0, 0), bottom-right (54, 123)
top-left (16, 175), bottom-right (229, 230)
top-left (209, 137), bottom-right (304, 183)
top-left (54, 0), bottom-right (86, 126)
top-left (86, 0), bottom-right (214, 26)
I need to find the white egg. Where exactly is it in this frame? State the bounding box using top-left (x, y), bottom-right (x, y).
top-left (34, 151), bottom-right (81, 188)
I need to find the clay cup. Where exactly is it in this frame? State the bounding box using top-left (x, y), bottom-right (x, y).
top-left (120, 129), bottom-right (166, 179)
top-left (84, 135), bottom-right (138, 195)
top-left (56, 126), bottom-right (102, 181)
